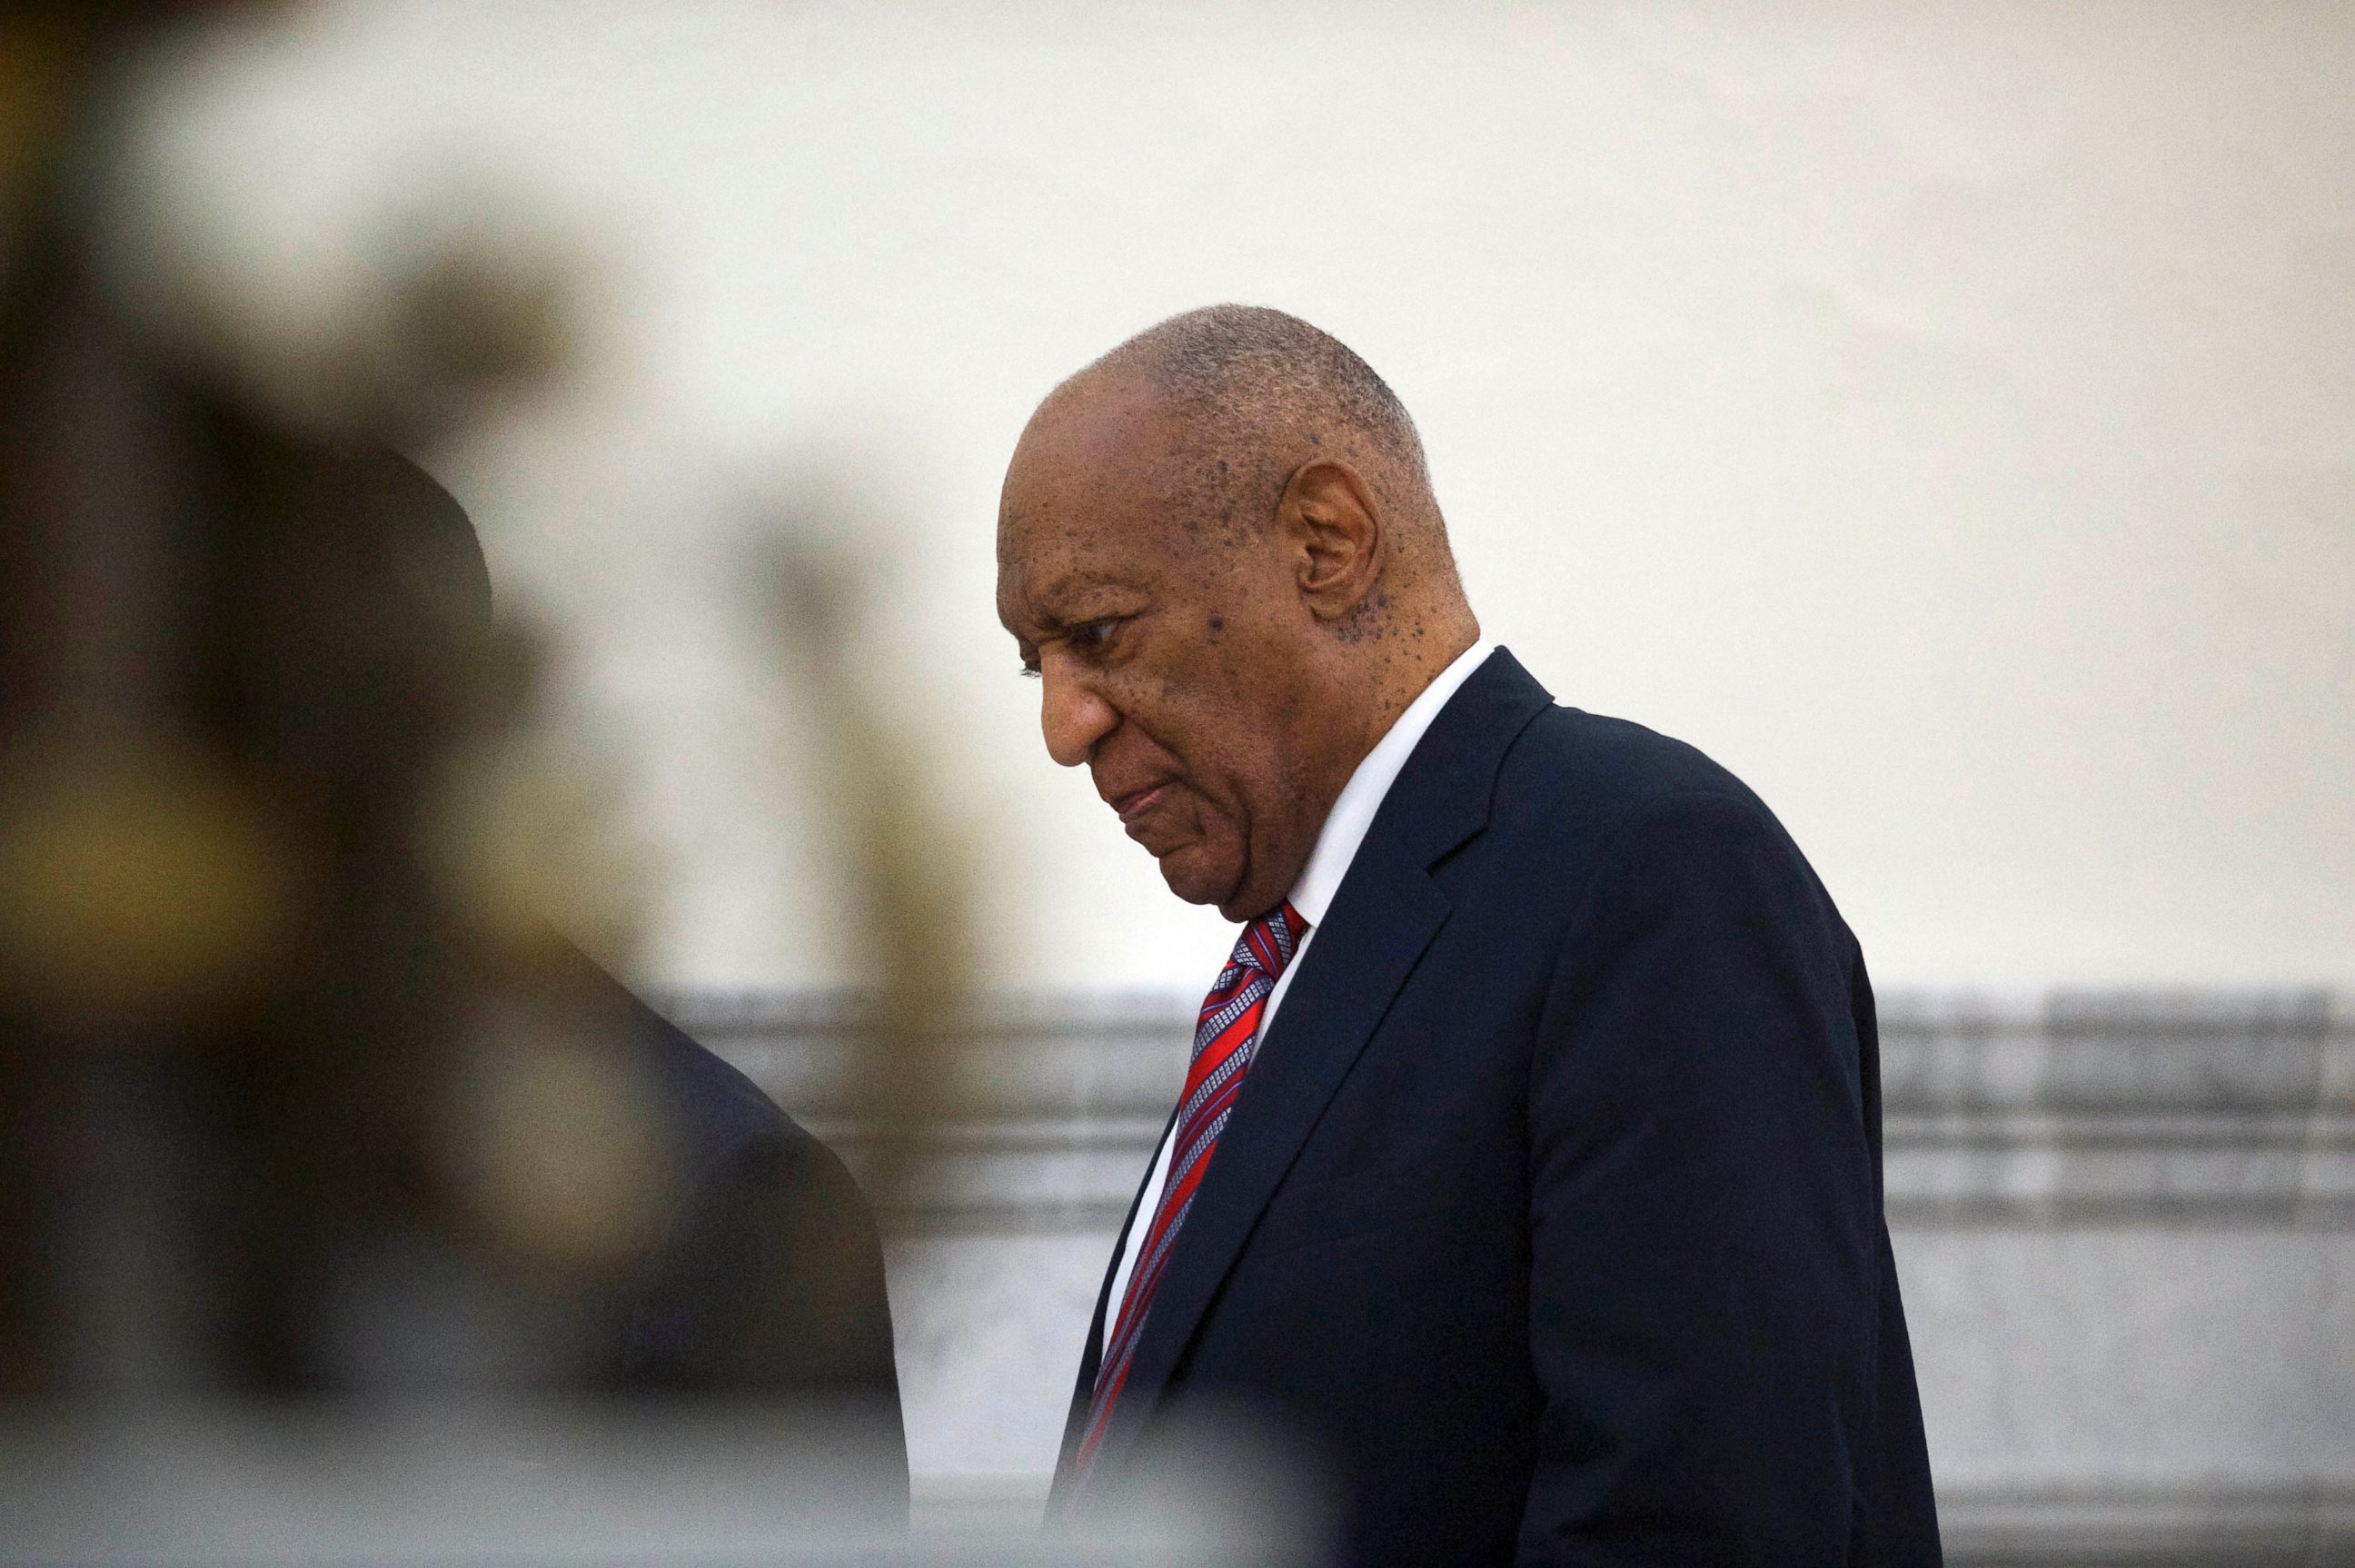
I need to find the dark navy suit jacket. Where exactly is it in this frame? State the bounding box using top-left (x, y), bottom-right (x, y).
top-left (595, 960), bottom-right (903, 1415)
top-left (594, 958), bottom-right (910, 1522)
top-left (1053, 650), bottom-right (1939, 1565)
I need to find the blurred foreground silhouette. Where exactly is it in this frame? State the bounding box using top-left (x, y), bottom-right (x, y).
top-left (0, 7), bottom-right (1319, 1562)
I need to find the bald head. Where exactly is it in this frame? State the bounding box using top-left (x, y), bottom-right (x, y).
top-left (1039, 305), bottom-right (1458, 598)
top-left (997, 306), bottom-right (1481, 920)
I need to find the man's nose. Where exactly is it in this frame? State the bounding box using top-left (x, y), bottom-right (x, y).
top-left (1039, 662), bottom-right (1118, 768)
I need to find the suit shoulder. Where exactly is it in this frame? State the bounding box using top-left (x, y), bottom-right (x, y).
top-left (1498, 705), bottom-right (1773, 835)
top-left (1484, 706), bottom-right (1853, 949)
top-left (631, 994), bottom-right (840, 1179)
top-left (561, 952), bottom-right (844, 1190)
top-left (1446, 707), bottom-right (1864, 1015)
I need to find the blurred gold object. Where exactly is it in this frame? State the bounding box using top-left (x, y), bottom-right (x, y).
top-left (0, 0), bottom-right (680, 1404)
top-left (0, 17), bottom-right (84, 203)
top-left (439, 994), bottom-right (679, 1275)
top-left (383, 205), bottom-right (578, 423)
top-left (769, 528), bottom-right (981, 1229)
top-left (95, 144), bottom-right (589, 444)
top-left (0, 736), bottom-right (314, 1025)
top-left (422, 684), bottom-right (654, 978)
top-left (412, 610), bottom-right (675, 1275)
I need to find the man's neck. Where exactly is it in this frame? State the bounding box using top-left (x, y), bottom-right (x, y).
top-left (1281, 635), bottom-right (1495, 926)
top-left (1362, 616), bottom-right (1481, 745)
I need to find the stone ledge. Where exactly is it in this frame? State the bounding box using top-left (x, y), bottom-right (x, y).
top-left (669, 988), bottom-right (2355, 1229)
top-left (899, 1475), bottom-right (2355, 1563)
top-left (1938, 1481), bottom-right (2355, 1565)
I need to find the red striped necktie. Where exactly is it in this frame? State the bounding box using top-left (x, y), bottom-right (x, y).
top-left (1072, 900), bottom-right (1308, 1484)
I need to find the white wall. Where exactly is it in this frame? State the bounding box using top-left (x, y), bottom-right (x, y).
top-left (121, 0), bottom-right (2355, 993)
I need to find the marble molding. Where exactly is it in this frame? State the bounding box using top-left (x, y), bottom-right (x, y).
top-left (671, 988), bottom-right (2355, 1563)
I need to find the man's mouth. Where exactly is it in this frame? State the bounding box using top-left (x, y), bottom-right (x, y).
top-left (1111, 783), bottom-right (1168, 824)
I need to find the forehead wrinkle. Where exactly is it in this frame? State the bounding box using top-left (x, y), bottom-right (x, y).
top-left (1003, 462), bottom-right (1192, 580)
top-left (999, 559), bottom-right (1143, 637)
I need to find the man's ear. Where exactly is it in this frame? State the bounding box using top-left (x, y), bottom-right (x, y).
top-left (1277, 459), bottom-right (1382, 621)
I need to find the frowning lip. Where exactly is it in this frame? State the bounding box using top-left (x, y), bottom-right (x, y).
top-left (1107, 781), bottom-right (1171, 823)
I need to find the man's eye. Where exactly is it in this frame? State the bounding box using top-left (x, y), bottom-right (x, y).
top-left (1072, 618), bottom-right (1121, 651)
top-left (1019, 661), bottom-right (1040, 680)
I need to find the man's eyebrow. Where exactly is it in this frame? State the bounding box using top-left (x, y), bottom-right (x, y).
top-left (1001, 603), bottom-right (1063, 638)
top-left (1016, 571), bottom-right (1139, 626)
top-left (1025, 567), bottom-right (1096, 602)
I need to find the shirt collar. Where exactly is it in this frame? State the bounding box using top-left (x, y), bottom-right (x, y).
top-left (1286, 640), bottom-right (1497, 928)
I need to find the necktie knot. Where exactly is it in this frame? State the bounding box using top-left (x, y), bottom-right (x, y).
top-left (1231, 899), bottom-right (1307, 982)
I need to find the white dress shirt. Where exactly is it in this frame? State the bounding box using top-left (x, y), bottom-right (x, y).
top-left (1098, 640), bottom-right (1498, 1324)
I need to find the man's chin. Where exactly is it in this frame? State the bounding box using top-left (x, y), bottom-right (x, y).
top-left (1154, 846), bottom-right (1243, 911)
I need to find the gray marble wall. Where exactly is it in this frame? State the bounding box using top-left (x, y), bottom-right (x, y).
top-left (678, 989), bottom-right (2355, 1563)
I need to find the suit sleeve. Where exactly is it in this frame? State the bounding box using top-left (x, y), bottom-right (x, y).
top-left (1517, 791), bottom-right (1882, 1565)
top-left (631, 1133), bottom-right (902, 1394)
top-left (621, 1130), bottom-right (910, 1515)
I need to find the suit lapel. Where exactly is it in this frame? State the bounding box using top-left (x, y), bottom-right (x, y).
top-left (1049, 1097), bottom-right (1179, 1498)
top-left (1085, 648), bottom-right (1555, 1480)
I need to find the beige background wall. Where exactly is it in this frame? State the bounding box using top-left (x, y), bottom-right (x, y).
top-left (119, 0), bottom-right (2355, 995)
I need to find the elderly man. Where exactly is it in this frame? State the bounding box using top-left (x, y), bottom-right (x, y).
top-left (996, 306), bottom-right (1940, 1563)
